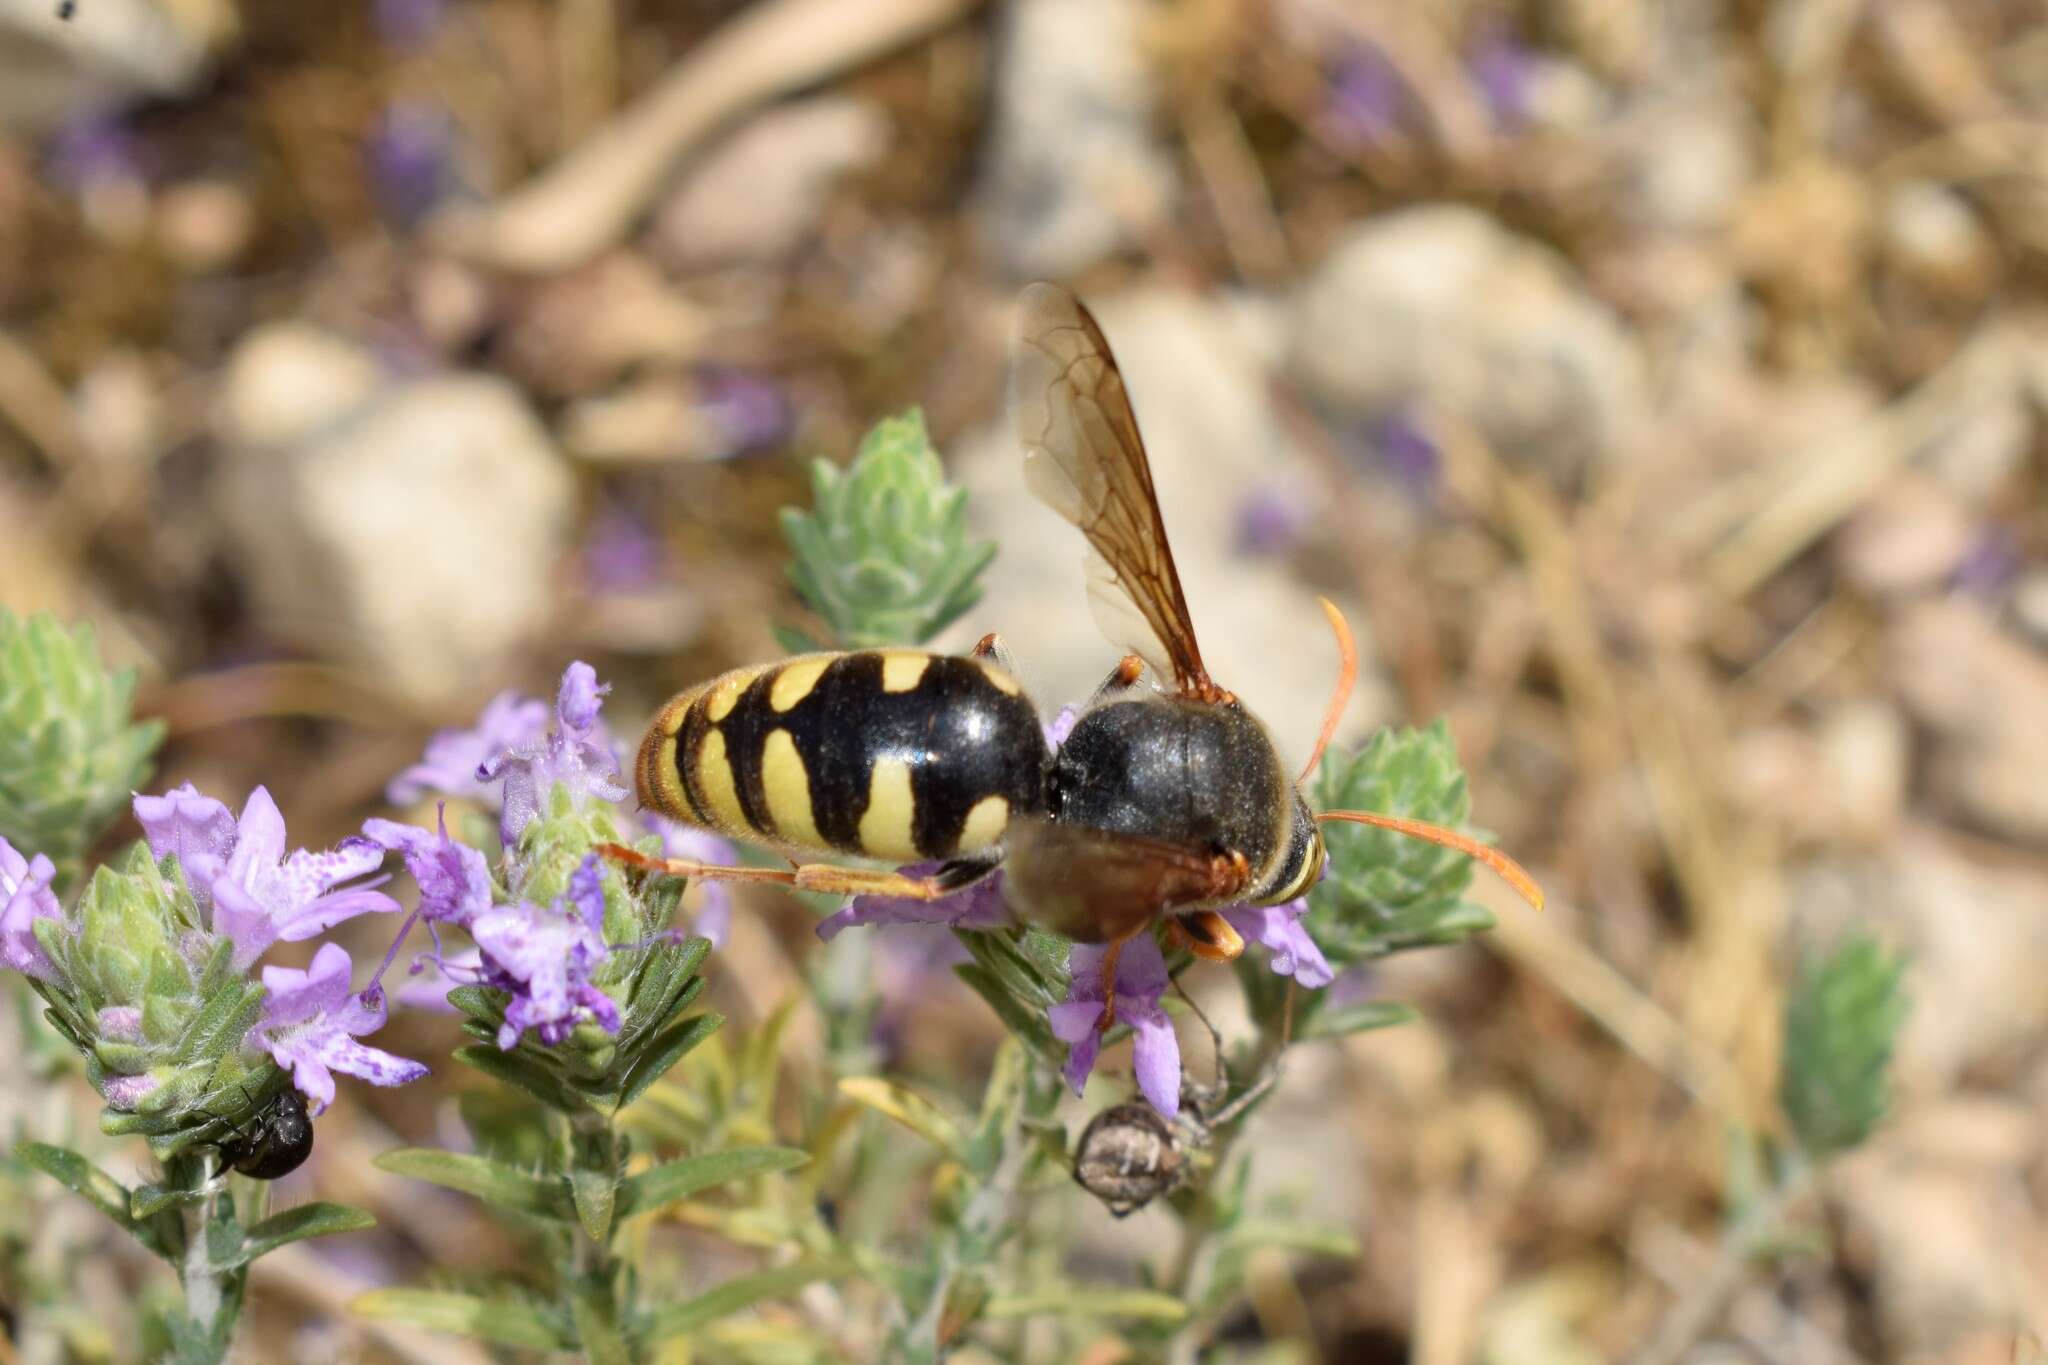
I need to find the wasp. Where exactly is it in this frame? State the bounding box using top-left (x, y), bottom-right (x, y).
top-left (607, 283), bottom-right (1541, 1012)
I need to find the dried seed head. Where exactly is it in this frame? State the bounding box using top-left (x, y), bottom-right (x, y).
top-left (1072, 1102), bottom-right (1185, 1216)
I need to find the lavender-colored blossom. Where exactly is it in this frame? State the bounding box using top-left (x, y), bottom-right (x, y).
top-left (1377, 405), bottom-right (1442, 495)
top-left (1220, 896), bottom-right (1335, 988)
top-left (1324, 42), bottom-right (1408, 148)
top-left (1952, 524), bottom-right (2022, 600)
top-left (396, 947), bottom-right (479, 1014)
top-left (102, 1073), bottom-right (158, 1112)
top-left (367, 99), bottom-right (458, 228)
top-left (1049, 937), bottom-right (1181, 1117)
top-left (1468, 26), bottom-right (1536, 130)
top-left (257, 943), bottom-right (429, 1114)
top-left (97, 1005), bottom-right (144, 1041)
top-left (817, 864), bottom-right (1009, 941)
top-left (471, 856), bottom-right (620, 1049)
top-left (649, 819), bottom-right (738, 947)
top-left (698, 366), bottom-right (792, 456)
top-left (136, 785), bottom-right (398, 971)
top-left (374, 0), bottom-right (446, 47)
top-left (388, 691), bottom-right (550, 807)
top-left (1235, 485), bottom-right (1315, 557)
top-left (362, 809), bottom-right (493, 930)
top-left (582, 502), bottom-right (667, 594)
top-left (44, 112), bottom-right (148, 195)
top-left (1046, 704), bottom-right (1079, 748)
top-left (483, 662), bottom-right (628, 847)
top-left (0, 836), bottom-right (61, 981)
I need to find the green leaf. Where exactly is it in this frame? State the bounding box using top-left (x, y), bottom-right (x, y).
top-left (614, 1146), bottom-right (810, 1219)
top-left (572, 1280), bottom-right (632, 1365)
top-left (16, 1141), bottom-right (134, 1230)
top-left (837, 1078), bottom-right (966, 1159)
top-left (641, 1261), bottom-right (851, 1343)
top-left (452, 1044), bottom-right (592, 1113)
top-left (614, 1010), bottom-right (722, 1113)
top-left (954, 964), bottom-right (1061, 1062)
top-left (1780, 935), bottom-right (1909, 1157)
top-left (214, 1203), bottom-right (375, 1269)
top-left (351, 1290), bottom-right (568, 1349)
top-left (1224, 1218), bottom-right (1362, 1260)
top-left (1299, 1000), bottom-right (1416, 1041)
top-left (130, 1179), bottom-right (209, 1221)
top-left (373, 1148), bottom-right (570, 1220)
top-left (984, 1287), bottom-right (1190, 1322)
top-left (568, 1124), bottom-right (619, 1242)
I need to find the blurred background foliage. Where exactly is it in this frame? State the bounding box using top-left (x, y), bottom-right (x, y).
top-left (1, 0), bottom-right (2045, 1360)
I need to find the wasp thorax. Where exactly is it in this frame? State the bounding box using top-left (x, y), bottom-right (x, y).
top-left (1072, 1102), bottom-right (1186, 1216)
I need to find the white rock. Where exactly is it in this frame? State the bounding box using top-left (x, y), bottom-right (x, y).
top-left (0, 0), bottom-right (232, 130)
top-left (974, 0), bottom-right (1174, 279)
top-left (217, 323), bottom-right (384, 450)
top-left (948, 288), bottom-right (1388, 760)
top-left (652, 95), bottom-right (890, 273)
top-left (1290, 206), bottom-right (1648, 481)
top-left (216, 351), bottom-right (574, 707)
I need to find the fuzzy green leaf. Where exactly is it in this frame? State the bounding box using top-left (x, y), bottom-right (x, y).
top-left (837, 1078), bottom-right (966, 1159)
top-left (984, 1287), bottom-right (1190, 1322)
top-left (1780, 936), bottom-right (1909, 1158)
top-left (373, 1148), bottom-right (571, 1219)
top-left (16, 1141), bottom-right (134, 1230)
top-left (779, 409), bottom-right (996, 648)
top-left (1308, 721), bottom-right (1496, 965)
top-left (614, 1145), bottom-right (810, 1220)
top-left (213, 1203), bottom-right (374, 1270)
top-left (641, 1261), bottom-right (851, 1343)
top-left (1299, 1000), bottom-right (1417, 1041)
top-left (613, 1010), bottom-right (722, 1113)
top-left (351, 1290), bottom-right (568, 1349)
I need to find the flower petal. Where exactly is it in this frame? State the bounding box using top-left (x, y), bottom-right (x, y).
top-left (133, 783), bottom-right (236, 869)
top-left (261, 942), bottom-right (355, 1029)
top-left (1129, 1008), bottom-right (1182, 1118)
top-left (0, 839), bottom-right (61, 981)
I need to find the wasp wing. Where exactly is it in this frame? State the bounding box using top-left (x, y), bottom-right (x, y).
top-left (1010, 282), bottom-right (1217, 699)
top-left (1002, 818), bottom-right (1251, 944)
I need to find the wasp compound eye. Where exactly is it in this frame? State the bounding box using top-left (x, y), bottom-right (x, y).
top-left (219, 1088), bottom-right (315, 1181)
top-left (1072, 1102), bottom-right (1184, 1217)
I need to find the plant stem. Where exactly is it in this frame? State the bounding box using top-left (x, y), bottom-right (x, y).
top-left (170, 1151), bottom-right (232, 1356)
top-left (1632, 1159), bottom-right (1814, 1365)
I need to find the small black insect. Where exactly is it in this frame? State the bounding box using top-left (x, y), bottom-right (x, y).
top-left (217, 1087), bottom-right (314, 1180)
top-left (57, 1), bottom-right (77, 19)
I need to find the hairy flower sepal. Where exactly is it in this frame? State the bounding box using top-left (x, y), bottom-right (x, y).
top-left (1307, 720), bottom-right (1498, 965)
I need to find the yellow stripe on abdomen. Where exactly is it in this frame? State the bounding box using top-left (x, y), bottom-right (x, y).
top-left (856, 757), bottom-right (919, 862)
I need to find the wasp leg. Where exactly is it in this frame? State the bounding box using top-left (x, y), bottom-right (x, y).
top-left (970, 632), bottom-right (1019, 674)
top-left (599, 843), bottom-right (992, 903)
top-left (1088, 653), bottom-right (1148, 705)
top-left (1094, 930), bottom-right (1136, 1032)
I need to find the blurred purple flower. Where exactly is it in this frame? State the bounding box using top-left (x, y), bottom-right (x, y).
top-left (256, 942), bottom-right (428, 1114)
top-left (367, 100), bottom-right (458, 228)
top-left (136, 785), bottom-right (399, 971)
top-left (374, 0), bottom-right (446, 47)
top-left (396, 946), bottom-right (479, 1014)
top-left (480, 661), bottom-right (628, 847)
top-left (471, 854), bottom-right (620, 1048)
top-left (362, 807), bottom-right (494, 930)
top-left (1377, 405), bottom-right (1442, 494)
top-left (582, 501), bottom-right (667, 594)
top-left (1220, 896), bottom-right (1335, 988)
top-left (1952, 524), bottom-right (2021, 600)
top-left (44, 112), bottom-right (147, 195)
top-left (1049, 937), bottom-right (1181, 1117)
top-left (0, 836), bottom-right (61, 981)
top-left (1235, 484), bottom-right (1315, 557)
top-left (1324, 42), bottom-right (1408, 148)
top-left (649, 819), bottom-right (738, 947)
top-left (698, 367), bottom-right (792, 456)
top-left (1468, 26), bottom-right (1537, 130)
top-left (387, 691), bottom-right (550, 808)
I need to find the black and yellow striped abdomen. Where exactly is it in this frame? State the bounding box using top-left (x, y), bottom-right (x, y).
top-left (637, 650), bottom-right (1049, 864)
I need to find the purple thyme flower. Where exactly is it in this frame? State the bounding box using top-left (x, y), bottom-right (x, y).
top-left (136, 785), bottom-right (399, 971)
top-left (102, 1073), bottom-right (158, 1112)
top-left (471, 854), bottom-right (621, 1049)
top-left (649, 819), bottom-right (738, 947)
top-left (582, 501), bottom-right (667, 594)
top-left (1220, 896), bottom-right (1335, 988)
top-left (482, 662), bottom-right (629, 848)
top-left (367, 99), bottom-right (459, 228)
top-left (698, 366), bottom-right (793, 457)
top-left (1468, 25), bottom-right (1536, 130)
top-left (1049, 936), bottom-right (1181, 1117)
top-left (1323, 41), bottom-right (1409, 148)
top-left (374, 0), bottom-right (446, 47)
top-left (1235, 484), bottom-right (1315, 558)
top-left (388, 691), bottom-right (550, 807)
top-left (817, 864), bottom-right (1009, 941)
top-left (396, 946), bottom-right (479, 1014)
top-left (1376, 405), bottom-right (1442, 496)
top-left (361, 808), bottom-right (494, 930)
top-left (0, 836), bottom-right (61, 981)
top-left (257, 942), bottom-right (429, 1114)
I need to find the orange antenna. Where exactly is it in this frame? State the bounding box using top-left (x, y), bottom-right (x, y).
top-left (1300, 596), bottom-right (1357, 784)
top-left (1316, 809), bottom-right (1545, 911)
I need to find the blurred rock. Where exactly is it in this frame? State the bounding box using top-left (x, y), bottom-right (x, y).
top-left (498, 253), bottom-right (710, 397)
top-left (1831, 1097), bottom-right (2046, 1358)
top-left (216, 330), bottom-right (573, 705)
top-left (0, 0), bottom-right (234, 129)
top-left (1834, 472), bottom-right (1971, 597)
top-left (1730, 161), bottom-right (1873, 310)
top-left (152, 179), bottom-right (253, 272)
top-left (1730, 700), bottom-right (1907, 845)
top-left (652, 96), bottom-right (889, 273)
top-left (2013, 570), bottom-right (2048, 649)
top-left (951, 287), bottom-right (1388, 753)
top-left (1615, 95), bottom-right (1754, 234)
top-left (1882, 179), bottom-right (1998, 300)
top-left (1922, 387), bottom-right (2033, 507)
top-left (1888, 598), bottom-right (2048, 843)
top-left (1790, 829), bottom-right (2048, 1089)
top-left (1290, 206), bottom-right (1647, 482)
top-left (975, 0), bottom-right (1174, 279)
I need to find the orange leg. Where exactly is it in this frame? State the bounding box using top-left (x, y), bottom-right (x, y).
top-left (1094, 932), bottom-right (1133, 1032)
top-left (599, 843), bottom-right (966, 901)
top-left (1164, 910), bottom-right (1244, 962)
